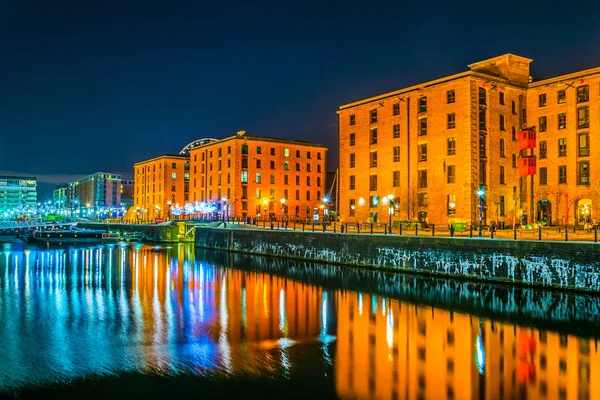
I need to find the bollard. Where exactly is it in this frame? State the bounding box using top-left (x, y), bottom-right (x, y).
top-left (431, 224), bottom-right (435, 236)
top-left (538, 225), bottom-right (542, 241)
top-left (312, 223), bottom-right (315, 232)
top-left (370, 224), bottom-right (373, 235)
top-left (358, 224), bottom-right (360, 234)
top-left (415, 225), bottom-right (418, 236)
top-left (294, 221), bottom-right (296, 230)
top-left (399, 225), bottom-right (402, 236)
top-left (345, 223), bottom-right (348, 234)
top-left (595, 226), bottom-right (598, 243)
top-left (270, 222), bottom-right (274, 231)
top-left (450, 225), bottom-right (454, 238)
top-left (470, 225), bottom-right (473, 238)
top-left (565, 226), bottom-right (568, 241)
top-left (302, 223), bottom-right (305, 232)
top-left (263, 219), bottom-right (266, 229)
top-left (334, 224), bottom-right (336, 234)
top-left (491, 226), bottom-right (494, 239)
top-left (323, 224), bottom-right (326, 233)
top-left (341, 225), bottom-right (345, 234)
top-left (384, 224), bottom-right (387, 235)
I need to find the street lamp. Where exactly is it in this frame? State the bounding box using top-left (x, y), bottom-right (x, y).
top-left (155, 205), bottom-right (161, 220)
top-left (280, 198), bottom-right (286, 224)
top-left (263, 199), bottom-right (268, 220)
top-left (477, 188), bottom-right (486, 237)
top-left (222, 197), bottom-right (228, 221)
top-left (386, 194), bottom-right (394, 233)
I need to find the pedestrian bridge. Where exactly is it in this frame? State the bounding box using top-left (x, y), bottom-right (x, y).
top-left (0, 221), bottom-right (75, 235)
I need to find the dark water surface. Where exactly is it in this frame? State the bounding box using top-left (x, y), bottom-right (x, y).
top-left (0, 242), bottom-right (598, 399)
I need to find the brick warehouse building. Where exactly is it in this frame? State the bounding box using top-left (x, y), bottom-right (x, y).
top-left (338, 54), bottom-right (600, 227)
top-left (133, 154), bottom-right (190, 221)
top-left (189, 132), bottom-right (327, 220)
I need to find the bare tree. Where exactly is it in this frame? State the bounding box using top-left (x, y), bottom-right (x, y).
top-left (488, 192), bottom-right (501, 224)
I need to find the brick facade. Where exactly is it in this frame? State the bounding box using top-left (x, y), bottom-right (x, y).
top-left (189, 133), bottom-right (328, 220)
top-left (339, 54), bottom-right (600, 227)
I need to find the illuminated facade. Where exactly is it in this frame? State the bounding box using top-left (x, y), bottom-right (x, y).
top-left (338, 54), bottom-right (600, 226)
top-left (133, 154), bottom-right (190, 220)
top-left (334, 291), bottom-right (600, 400)
top-left (189, 132), bottom-right (328, 220)
top-left (67, 172), bottom-right (125, 213)
top-left (53, 185), bottom-right (68, 210)
top-left (0, 175), bottom-right (37, 213)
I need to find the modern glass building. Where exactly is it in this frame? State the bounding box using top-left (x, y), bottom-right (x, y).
top-left (0, 176), bottom-right (37, 214)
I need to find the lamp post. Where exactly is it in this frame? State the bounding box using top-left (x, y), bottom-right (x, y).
top-left (477, 188), bottom-right (485, 238)
top-left (263, 199), bottom-right (268, 221)
top-left (167, 201), bottom-right (172, 221)
top-left (135, 206), bottom-right (140, 223)
top-left (280, 198), bottom-right (286, 225)
top-left (222, 197), bottom-right (228, 221)
top-left (155, 205), bottom-right (161, 221)
top-left (386, 194), bottom-right (394, 233)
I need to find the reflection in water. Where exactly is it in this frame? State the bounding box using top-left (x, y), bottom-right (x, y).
top-left (0, 242), bottom-right (598, 399)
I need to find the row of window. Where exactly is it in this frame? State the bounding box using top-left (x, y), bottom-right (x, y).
top-left (195, 146), bottom-right (323, 160)
top-left (538, 85), bottom-right (590, 107)
top-left (349, 84), bottom-right (595, 127)
top-left (538, 134), bottom-right (590, 158)
top-left (539, 163), bottom-right (590, 185)
top-left (138, 162), bottom-right (186, 175)
top-left (198, 188), bottom-right (324, 203)
top-left (197, 158), bottom-right (323, 173)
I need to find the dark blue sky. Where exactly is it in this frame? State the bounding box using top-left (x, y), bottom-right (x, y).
top-left (1, 0), bottom-right (600, 199)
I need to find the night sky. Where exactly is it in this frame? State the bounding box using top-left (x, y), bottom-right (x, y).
top-left (2, 0), bottom-right (600, 199)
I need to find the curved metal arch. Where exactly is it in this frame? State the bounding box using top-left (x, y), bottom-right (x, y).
top-left (179, 138), bottom-right (219, 154)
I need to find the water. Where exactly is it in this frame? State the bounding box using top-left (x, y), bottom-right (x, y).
top-left (0, 242), bottom-right (598, 399)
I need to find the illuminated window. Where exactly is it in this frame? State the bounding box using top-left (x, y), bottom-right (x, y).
top-left (284, 161), bottom-right (289, 170)
top-left (558, 113), bottom-right (567, 129)
top-left (578, 161), bottom-right (590, 185)
top-left (447, 138), bottom-right (456, 156)
top-left (284, 148), bottom-right (289, 157)
top-left (447, 194), bottom-right (456, 216)
top-left (558, 138), bottom-right (567, 156)
top-left (578, 133), bottom-right (590, 157)
top-left (256, 173), bottom-right (261, 183)
top-left (256, 146), bottom-right (261, 154)
top-left (577, 85), bottom-right (589, 103)
top-left (558, 89), bottom-right (566, 104)
top-left (256, 188), bottom-right (261, 199)
top-left (418, 144), bottom-right (427, 162)
top-left (269, 189), bottom-right (275, 199)
top-left (241, 171), bottom-right (248, 183)
top-left (578, 107), bottom-right (589, 129)
top-left (171, 172), bottom-right (176, 180)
